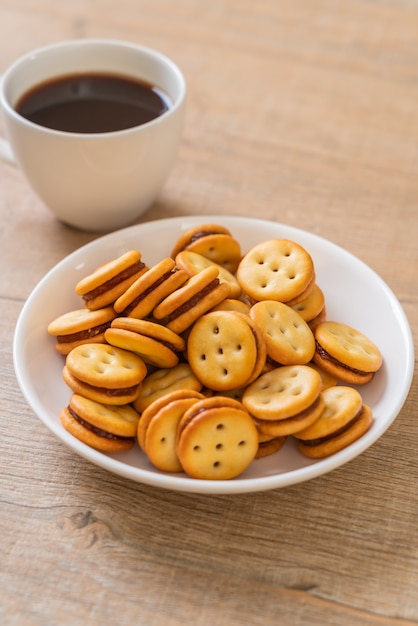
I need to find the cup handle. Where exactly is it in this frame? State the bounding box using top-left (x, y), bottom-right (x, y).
top-left (0, 137), bottom-right (15, 164)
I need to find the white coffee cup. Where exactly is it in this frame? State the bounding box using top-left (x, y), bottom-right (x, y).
top-left (0, 39), bottom-right (186, 231)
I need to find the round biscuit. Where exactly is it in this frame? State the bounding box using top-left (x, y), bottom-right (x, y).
top-left (62, 366), bottom-right (142, 405)
top-left (133, 363), bottom-right (202, 413)
top-left (69, 393), bottom-right (140, 437)
top-left (175, 250), bottom-right (241, 298)
top-left (60, 405), bottom-right (136, 452)
top-left (170, 223), bottom-right (233, 258)
top-left (144, 397), bottom-right (201, 472)
top-left (75, 250), bottom-right (146, 310)
top-left (237, 239), bottom-right (314, 304)
top-left (297, 404), bottom-right (373, 459)
top-left (255, 436), bottom-right (287, 459)
top-left (253, 393), bottom-right (325, 437)
top-left (105, 328), bottom-right (179, 369)
top-left (250, 300), bottom-right (315, 365)
top-left (315, 321), bottom-right (382, 373)
top-left (47, 306), bottom-right (116, 355)
top-left (113, 258), bottom-right (188, 318)
top-left (137, 389), bottom-right (205, 450)
top-left (176, 406), bottom-right (258, 480)
top-left (294, 385), bottom-right (363, 440)
top-left (187, 310), bottom-right (258, 391)
top-left (66, 343), bottom-right (147, 388)
top-left (242, 365), bottom-right (322, 420)
top-left (291, 284), bottom-right (325, 322)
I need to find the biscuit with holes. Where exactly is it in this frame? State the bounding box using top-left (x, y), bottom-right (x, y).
top-left (250, 300), bottom-right (315, 365)
top-left (60, 393), bottom-right (140, 452)
top-left (138, 389), bottom-right (205, 472)
top-left (313, 321), bottom-right (382, 385)
top-left (105, 317), bottom-right (185, 369)
top-left (187, 310), bottom-right (266, 391)
top-left (294, 386), bottom-right (374, 458)
top-left (291, 284), bottom-right (326, 331)
top-left (113, 257), bottom-right (189, 319)
top-left (237, 239), bottom-right (315, 305)
top-left (175, 250), bottom-right (241, 298)
top-left (64, 343), bottom-right (147, 404)
top-left (171, 223), bottom-right (242, 274)
top-left (133, 363), bottom-right (203, 413)
top-left (75, 250), bottom-right (146, 310)
top-left (153, 266), bottom-right (231, 334)
top-left (176, 397), bottom-right (259, 480)
top-left (242, 365), bottom-right (323, 436)
top-left (47, 306), bottom-right (116, 355)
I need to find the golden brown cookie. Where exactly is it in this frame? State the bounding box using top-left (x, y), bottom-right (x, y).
top-left (133, 363), bottom-right (203, 413)
top-left (294, 386), bottom-right (374, 458)
top-left (187, 310), bottom-right (266, 391)
top-left (137, 389), bottom-right (205, 472)
top-left (237, 239), bottom-right (315, 305)
top-left (176, 397), bottom-right (259, 480)
top-left (175, 250), bottom-right (241, 298)
top-left (291, 284), bottom-right (326, 326)
top-left (63, 343), bottom-right (147, 405)
top-left (250, 300), bottom-right (315, 365)
top-left (242, 365), bottom-right (324, 436)
top-left (255, 434), bottom-right (287, 459)
top-left (105, 317), bottom-right (185, 369)
top-left (60, 393), bottom-right (140, 452)
top-left (113, 257), bottom-right (189, 319)
top-left (313, 321), bottom-right (383, 385)
top-left (171, 223), bottom-right (242, 274)
top-left (152, 266), bottom-right (231, 334)
top-left (75, 250), bottom-right (146, 310)
top-left (47, 306), bottom-right (116, 355)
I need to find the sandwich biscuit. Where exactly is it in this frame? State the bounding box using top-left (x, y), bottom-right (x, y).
top-left (171, 223), bottom-right (242, 274)
top-left (175, 250), bottom-right (241, 298)
top-left (242, 365), bottom-right (324, 437)
top-left (152, 266), bottom-right (231, 334)
top-left (237, 239), bottom-right (315, 305)
top-left (176, 396), bottom-right (259, 480)
top-left (187, 310), bottom-right (266, 391)
top-left (75, 250), bottom-right (146, 310)
top-left (313, 321), bottom-right (383, 385)
top-left (250, 300), bottom-right (315, 365)
top-left (63, 343), bottom-right (147, 405)
top-left (105, 317), bottom-right (185, 369)
top-left (47, 306), bottom-right (116, 355)
top-left (294, 385), bottom-right (374, 458)
top-left (133, 363), bottom-right (203, 413)
top-left (137, 389), bottom-right (205, 472)
top-left (113, 258), bottom-right (188, 319)
top-left (60, 393), bottom-right (140, 452)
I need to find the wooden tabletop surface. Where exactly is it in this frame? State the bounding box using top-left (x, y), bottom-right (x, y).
top-left (1, 1), bottom-right (417, 624)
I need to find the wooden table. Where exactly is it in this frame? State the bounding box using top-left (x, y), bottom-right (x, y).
top-left (1, 1), bottom-right (417, 624)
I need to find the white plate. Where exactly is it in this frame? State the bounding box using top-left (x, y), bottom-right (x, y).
top-left (13, 216), bottom-right (414, 494)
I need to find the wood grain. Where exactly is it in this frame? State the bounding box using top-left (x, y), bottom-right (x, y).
top-left (0, 1), bottom-right (417, 624)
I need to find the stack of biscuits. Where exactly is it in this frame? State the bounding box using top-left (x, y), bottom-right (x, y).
top-left (48, 223), bottom-right (382, 480)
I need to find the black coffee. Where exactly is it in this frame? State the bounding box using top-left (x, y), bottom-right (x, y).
top-left (16, 73), bottom-right (170, 133)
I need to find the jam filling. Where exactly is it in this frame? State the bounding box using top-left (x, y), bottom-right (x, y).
top-left (75, 377), bottom-right (139, 397)
top-left (57, 321), bottom-right (112, 344)
top-left (301, 408), bottom-right (363, 446)
top-left (123, 268), bottom-right (179, 315)
top-left (315, 341), bottom-right (371, 377)
top-left (68, 406), bottom-right (134, 441)
top-left (187, 229), bottom-right (225, 247)
top-left (82, 260), bottom-right (146, 302)
top-left (163, 278), bottom-right (220, 323)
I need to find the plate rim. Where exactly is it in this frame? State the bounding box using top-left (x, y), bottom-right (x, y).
top-left (13, 215), bottom-right (415, 494)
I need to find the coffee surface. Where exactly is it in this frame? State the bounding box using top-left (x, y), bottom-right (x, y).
top-left (16, 73), bottom-right (170, 133)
